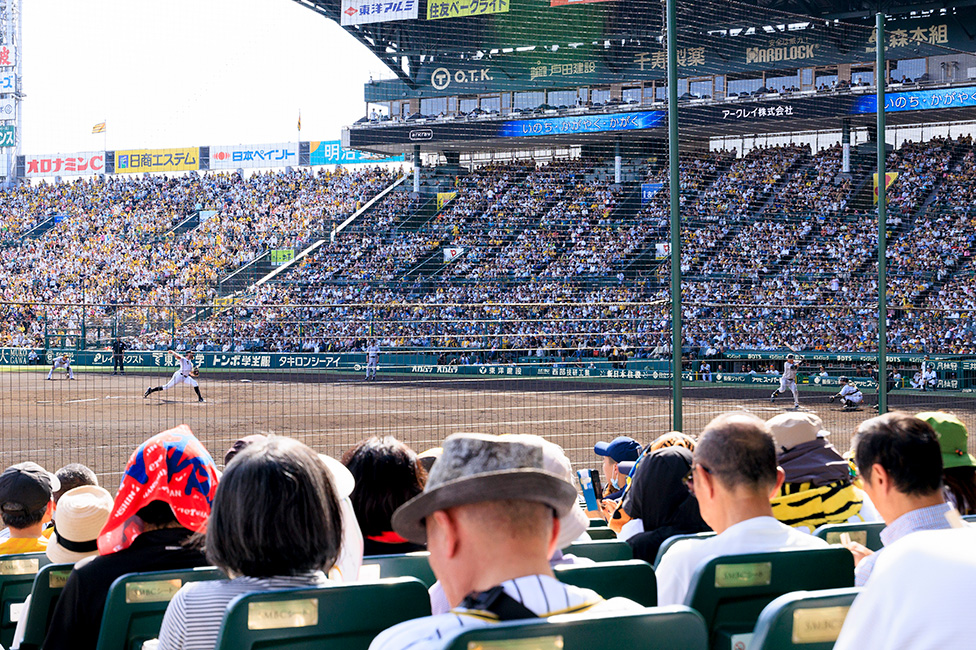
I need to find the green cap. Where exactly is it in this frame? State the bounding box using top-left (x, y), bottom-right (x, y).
top-left (917, 412), bottom-right (975, 470)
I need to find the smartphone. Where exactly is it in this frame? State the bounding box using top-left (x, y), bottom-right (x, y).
top-left (577, 469), bottom-right (603, 512)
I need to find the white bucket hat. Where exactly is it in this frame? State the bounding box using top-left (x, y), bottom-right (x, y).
top-left (47, 485), bottom-right (114, 564)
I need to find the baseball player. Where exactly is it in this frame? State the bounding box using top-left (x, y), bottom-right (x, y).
top-left (46, 353), bottom-right (75, 380)
top-left (829, 377), bottom-right (864, 410)
top-left (144, 350), bottom-right (204, 402)
top-left (365, 340), bottom-right (380, 381)
top-left (770, 353), bottom-right (802, 409)
top-left (111, 337), bottom-right (128, 375)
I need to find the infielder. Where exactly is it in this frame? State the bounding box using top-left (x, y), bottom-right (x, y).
top-left (830, 377), bottom-right (863, 410)
top-left (144, 350), bottom-right (204, 402)
top-left (46, 353), bottom-right (75, 380)
top-left (365, 340), bottom-right (380, 381)
top-left (770, 353), bottom-right (802, 409)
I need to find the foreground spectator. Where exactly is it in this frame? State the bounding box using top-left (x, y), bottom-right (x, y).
top-left (342, 437), bottom-right (426, 556)
top-left (52, 464), bottom-right (98, 504)
top-left (369, 433), bottom-right (640, 650)
top-left (44, 425), bottom-right (218, 650)
top-left (917, 411), bottom-right (976, 515)
top-left (768, 412), bottom-right (879, 531)
top-left (158, 437), bottom-right (344, 650)
top-left (655, 413), bottom-right (828, 606)
top-left (593, 436), bottom-right (642, 500)
top-left (0, 462), bottom-right (59, 554)
top-left (841, 412), bottom-right (953, 586)
top-left (835, 527), bottom-right (976, 650)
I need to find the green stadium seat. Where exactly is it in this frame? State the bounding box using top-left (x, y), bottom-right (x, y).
top-left (17, 561), bottom-right (74, 650)
top-left (563, 540), bottom-right (632, 562)
top-left (95, 566), bottom-right (224, 650)
top-left (684, 547), bottom-right (855, 650)
top-left (812, 522), bottom-right (886, 551)
top-left (552, 559), bottom-right (657, 607)
top-left (585, 527), bottom-right (617, 540)
top-left (0, 552), bottom-right (50, 649)
top-left (749, 587), bottom-right (861, 650)
top-left (588, 518), bottom-right (608, 528)
top-left (440, 606), bottom-right (708, 650)
top-left (360, 552), bottom-right (436, 587)
top-left (212, 577), bottom-right (431, 650)
top-left (963, 515), bottom-right (976, 524)
top-left (653, 532), bottom-right (716, 568)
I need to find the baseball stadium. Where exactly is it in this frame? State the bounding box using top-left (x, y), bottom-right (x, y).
top-left (0, 0), bottom-right (974, 646)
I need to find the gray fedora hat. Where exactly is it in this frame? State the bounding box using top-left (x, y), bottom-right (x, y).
top-left (392, 433), bottom-right (578, 544)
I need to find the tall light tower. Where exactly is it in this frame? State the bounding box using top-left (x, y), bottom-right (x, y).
top-left (0, 0), bottom-right (21, 184)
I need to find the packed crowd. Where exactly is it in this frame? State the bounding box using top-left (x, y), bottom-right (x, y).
top-left (1, 408), bottom-right (972, 650)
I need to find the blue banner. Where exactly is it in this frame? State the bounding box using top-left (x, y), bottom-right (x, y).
top-left (498, 110), bottom-right (664, 138)
top-left (309, 140), bottom-right (405, 166)
top-left (851, 85), bottom-right (976, 114)
top-left (641, 182), bottom-right (663, 204)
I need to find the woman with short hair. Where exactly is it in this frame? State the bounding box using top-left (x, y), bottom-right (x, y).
top-left (158, 436), bottom-right (344, 650)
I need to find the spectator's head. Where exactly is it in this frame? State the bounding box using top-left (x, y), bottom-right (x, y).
top-left (0, 462), bottom-right (59, 532)
top-left (208, 437), bottom-right (343, 577)
top-left (98, 425), bottom-right (219, 555)
top-left (224, 434), bottom-right (268, 466)
top-left (691, 412), bottom-right (782, 533)
top-left (916, 412), bottom-right (975, 515)
top-left (53, 463), bottom-right (98, 504)
top-left (853, 412), bottom-right (944, 524)
top-left (391, 433), bottom-right (577, 608)
top-left (767, 412), bottom-right (829, 453)
top-left (341, 436), bottom-right (425, 538)
top-left (47, 486), bottom-right (113, 564)
top-left (594, 436), bottom-right (642, 491)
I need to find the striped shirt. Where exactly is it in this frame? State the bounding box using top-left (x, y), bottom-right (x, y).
top-left (369, 574), bottom-right (641, 650)
top-left (157, 571), bottom-right (329, 650)
top-left (854, 502), bottom-right (955, 586)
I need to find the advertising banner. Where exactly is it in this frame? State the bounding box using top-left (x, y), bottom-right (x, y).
top-left (341, 0), bottom-right (418, 25)
top-left (498, 110), bottom-right (663, 138)
top-left (115, 148), bottom-right (200, 174)
top-left (0, 98), bottom-right (13, 118)
top-left (209, 143), bottom-right (298, 170)
top-left (436, 191), bottom-right (457, 211)
top-left (852, 85), bottom-right (976, 115)
top-left (308, 140), bottom-right (403, 166)
top-left (24, 152), bottom-right (105, 177)
top-left (0, 125), bottom-right (13, 147)
top-left (0, 45), bottom-right (15, 67)
top-left (641, 182), bottom-right (663, 205)
top-left (550, 0), bottom-right (612, 5)
top-left (427, 0), bottom-right (509, 20)
top-left (270, 249), bottom-right (295, 266)
top-left (0, 72), bottom-right (15, 93)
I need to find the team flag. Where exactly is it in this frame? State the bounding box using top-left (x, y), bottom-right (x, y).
top-left (92, 121), bottom-right (106, 134)
top-left (297, 112), bottom-right (302, 132)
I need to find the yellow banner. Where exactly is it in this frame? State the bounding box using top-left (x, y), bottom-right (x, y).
top-left (437, 191), bottom-right (457, 212)
top-left (116, 148), bottom-right (200, 174)
top-left (873, 172), bottom-right (898, 204)
top-left (427, 0), bottom-right (509, 20)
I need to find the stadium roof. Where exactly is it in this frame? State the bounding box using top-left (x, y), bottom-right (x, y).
top-left (294, 0), bottom-right (976, 87)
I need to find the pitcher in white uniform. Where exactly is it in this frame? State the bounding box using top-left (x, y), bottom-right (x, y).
top-left (770, 353), bottom-right (801, 409)
top-left (144, 350), bottom-right (204, 402)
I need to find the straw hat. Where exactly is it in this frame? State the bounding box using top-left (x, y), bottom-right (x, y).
top-left (48, 486), bottom-right (113, 564)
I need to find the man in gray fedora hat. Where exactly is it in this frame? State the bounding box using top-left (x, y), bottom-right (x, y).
top-left (369, 433), bottom-right (641, 650)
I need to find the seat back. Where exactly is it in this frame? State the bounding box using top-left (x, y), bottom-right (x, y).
top-left (0, 552), bottom-right (50, 649)
top-left (654, 533), bottom-right (716, 568)
top-left (213, 577), bottom-right (431, 650)
top-left (95, 566), bottom-right (223, 650)
top-left (552, 560), bottom-right (656, 607)
top-left (586, 527), bottom-right (617, 540)
top-left (563, 540), bottom-right (633, 562)
top-left (962, 514), bottom-right (976, 523)
top-left (18, 562), bottom-right (74, 650)
top-left (441, 606), bottom-right (708, 650)
top-left (812, 522), bottom-right (886, 551)
top-left (685, 547), bottom-right (855, 650)
top-left (359, 552), bottom-right (436, 587)
top-left (749, 587), bottom-right (861, 650)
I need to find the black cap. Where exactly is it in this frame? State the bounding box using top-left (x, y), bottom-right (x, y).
top-left (0, 463), bottom-right (60, 514)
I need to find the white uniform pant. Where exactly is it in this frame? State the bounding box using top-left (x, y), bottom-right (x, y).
top-left (844, 392), bottom-right (863, 406)
top-left (162, 371), bottom-right (198, 391)
top-left (47, 360), bottom-right (73, 379)
top-left (777, 377), bottom-right (798, 403)
top-left (365, 358), bottom-right (378, 378)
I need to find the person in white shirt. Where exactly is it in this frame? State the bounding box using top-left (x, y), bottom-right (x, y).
top-left (830, 377), bottom-right (863, 410)
top-left (144, 350), bottom-right (204, 402)
top-left (365, 341), bottom-right (380, 381)
top-left (655, 412), bottom-right (828, 606)
top-left (369, 433), bottom-right (641, 650)
top-left (834, 527), bottom-right (976, 650)
top-left (922, 367), bottom-right (937, 391)
top-left (770, 354), bottom-right (802, 409)
top-left (46, 353), bottom-right (74, 380)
